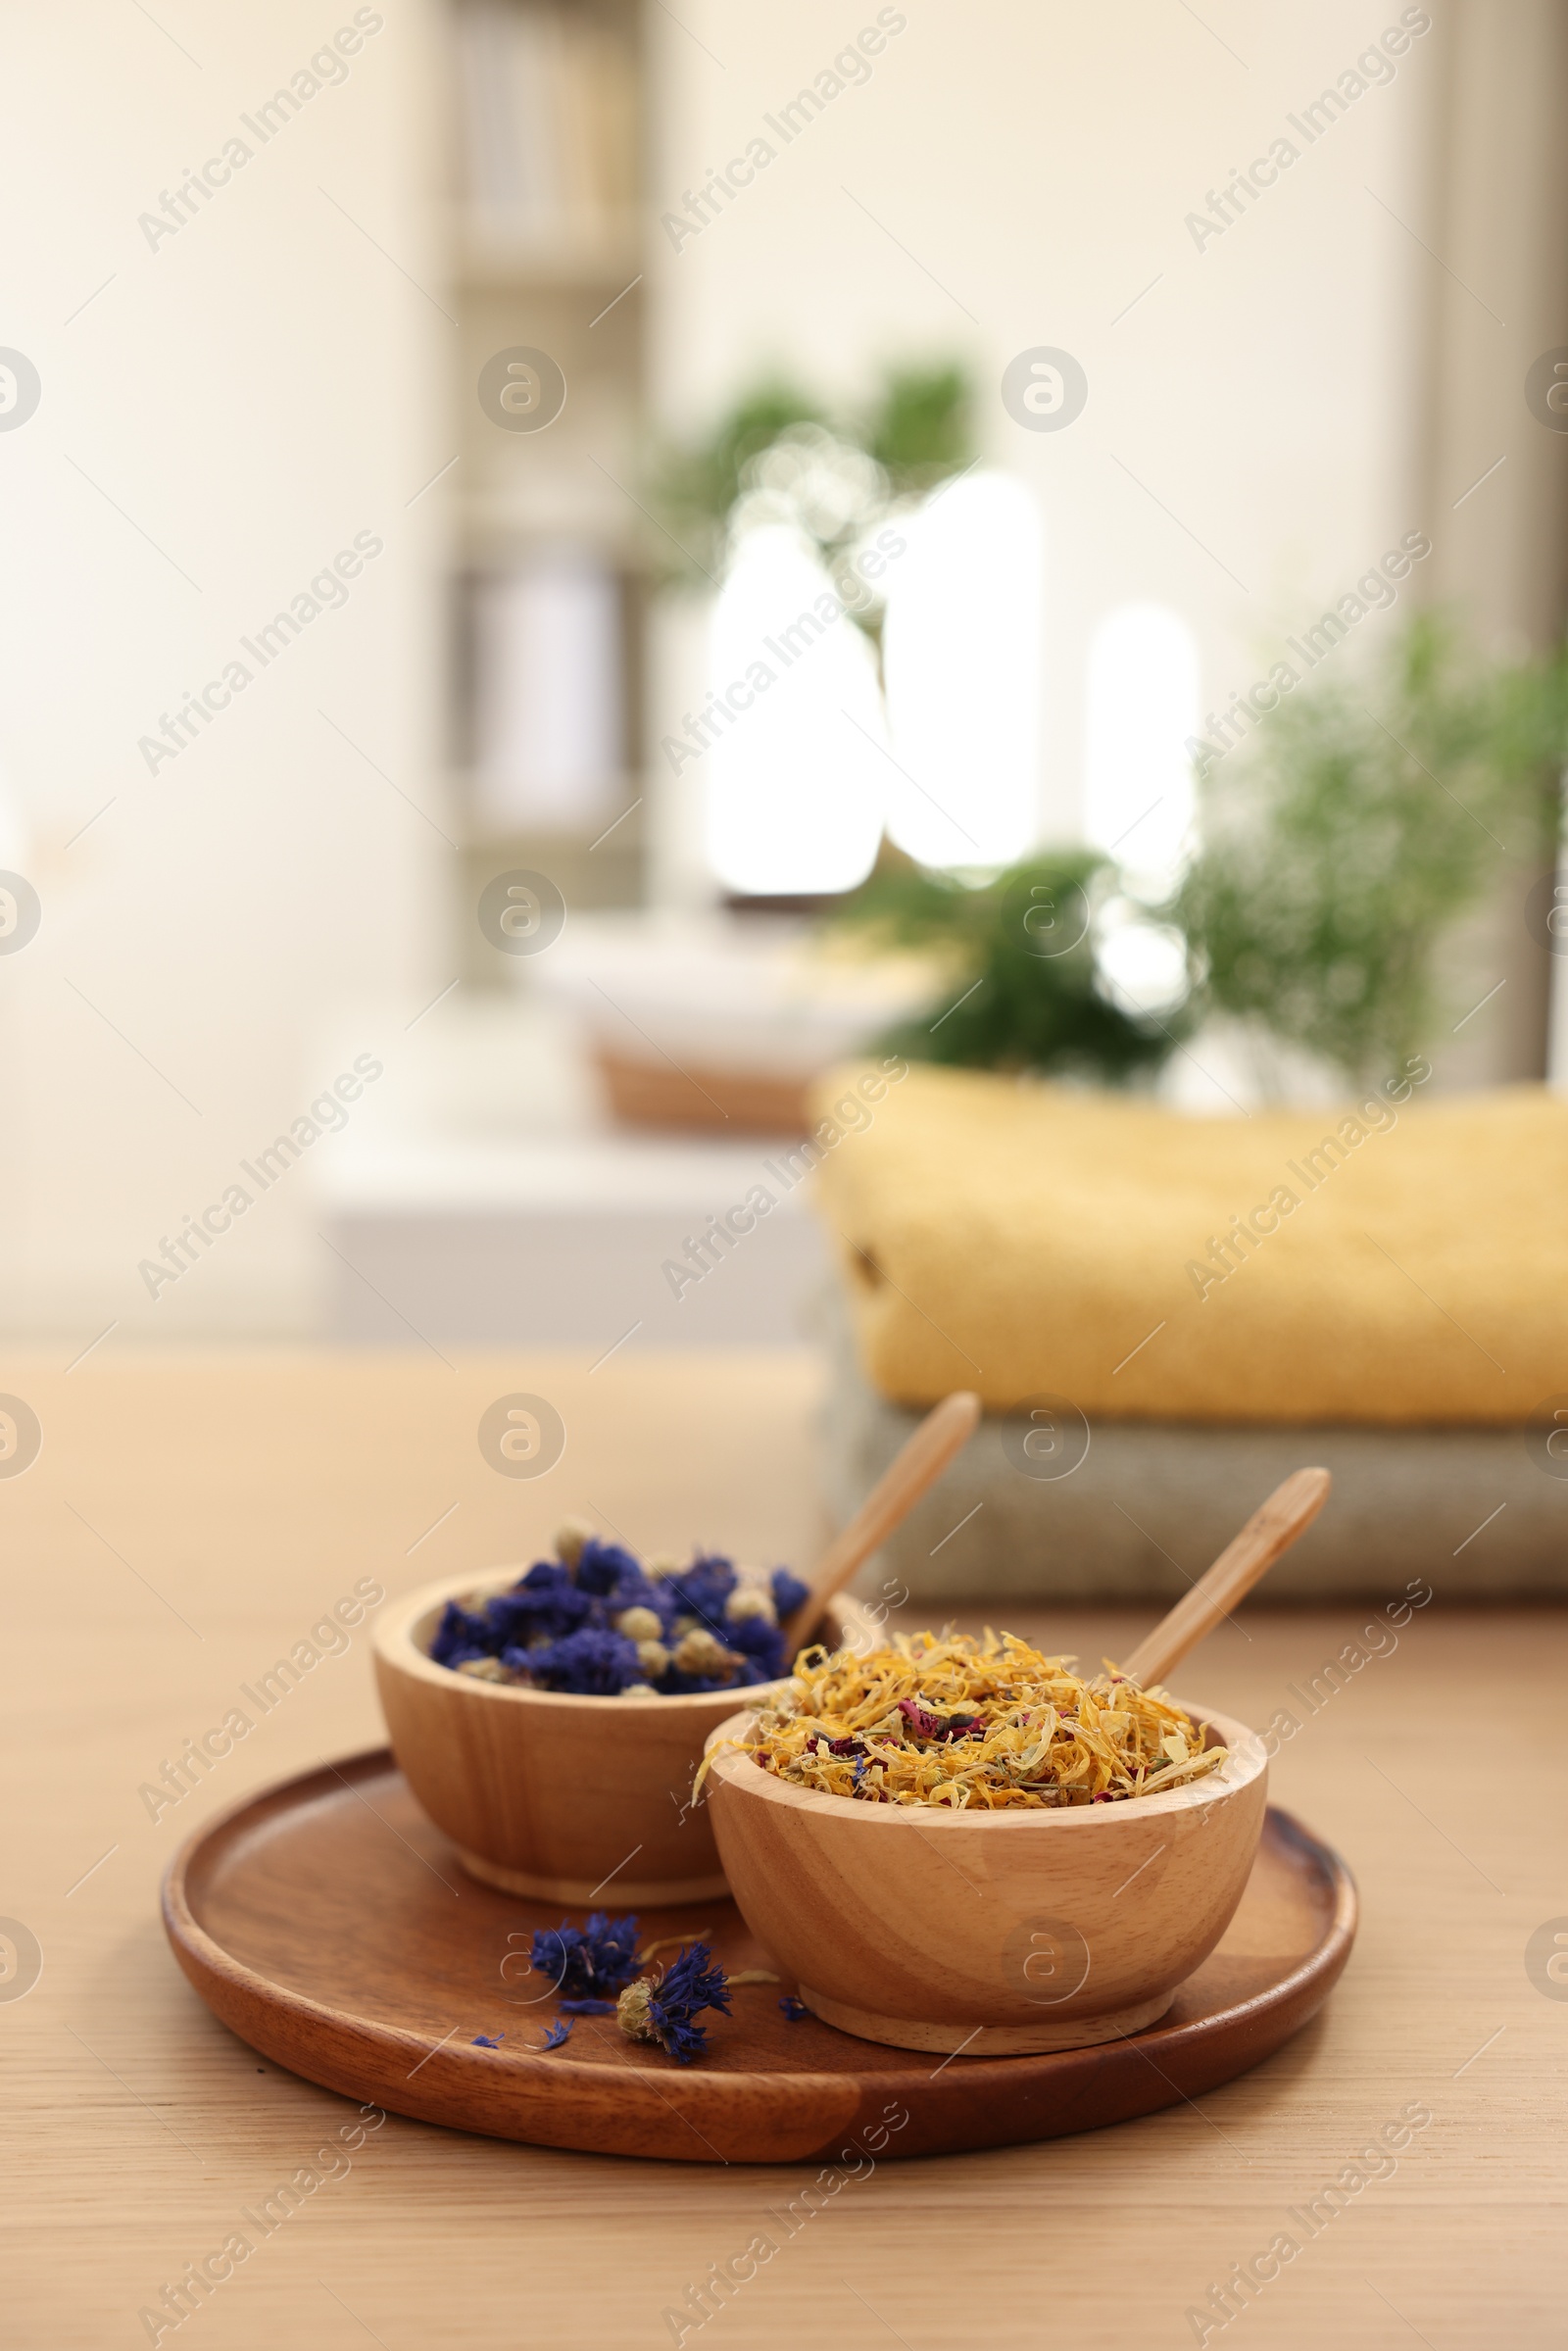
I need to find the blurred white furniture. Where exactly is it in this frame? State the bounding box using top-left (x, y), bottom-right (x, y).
top-left (316, 992), bottom-right (828, 1348)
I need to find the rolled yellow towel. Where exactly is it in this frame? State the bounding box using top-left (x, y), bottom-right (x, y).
top-left (808, 1060), bottom-right (1568, 1426)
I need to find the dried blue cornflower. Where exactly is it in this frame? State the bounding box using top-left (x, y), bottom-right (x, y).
top-left (531, 1910), bottom-right (641, 2000)
top-left (663, 1554), bottom-right (734, 1635)
top-left (724, 1611), bottom-right (791, 1672)
top-left (778, 1996), bottom-right (809, 2022)
top-left (428, 1598), bottom-right (492, 1669)
top-left (573, 1537), bottom-right (648, 1598)
top-left (429, 1535), bottom-right (804, 1694)
top-left (521, 1627), bottom-right (644, 1694)
top-left (541, 2018), bottom-right (573, 2050)
top-left (770, 1567), bottom-right (809, 1621)
top-left (485, 1562), bottom-right (592, 1648)
top-left (559, 1998), bottom-right (616, 2015)
top-left (615, 1942), bottom-right (730, 2066)
top-left (471, 2033), bottom-right (505, 2047)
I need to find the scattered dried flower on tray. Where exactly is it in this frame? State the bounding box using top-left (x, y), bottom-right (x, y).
top-left (473, 1916), bottom-right (787, 2066)
top-left (615, 1942), bottom-right (731, 2065)
top-left (707, 1631), bottom-right (1227, 1809)
top-left (530, 1911), bottom-right (642, 2000)
top-left (428, 1523), bottom-right (809, 1697)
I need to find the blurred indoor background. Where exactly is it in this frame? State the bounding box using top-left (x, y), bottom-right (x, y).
top-left (1, 0), bottom-right (1565, 1358)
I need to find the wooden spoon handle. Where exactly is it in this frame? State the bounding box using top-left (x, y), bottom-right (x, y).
top-left (783, 1391), bottom-right (981, 1651)
top-left (1120, 1466), bottom-right (1332, 1690)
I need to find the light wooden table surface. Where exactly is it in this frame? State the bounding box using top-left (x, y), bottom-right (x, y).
top-left (3, 1351), bottom-right (1562, 2350)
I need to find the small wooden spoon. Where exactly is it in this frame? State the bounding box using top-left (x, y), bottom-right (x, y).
top-left (1120, 1465), bottom-right (1331, 1690)
top-left (783, 1391), bottom-right (981, 1652)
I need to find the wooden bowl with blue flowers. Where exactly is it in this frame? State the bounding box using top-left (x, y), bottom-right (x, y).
top-left (373, 1537), bottom-right (874, 1906)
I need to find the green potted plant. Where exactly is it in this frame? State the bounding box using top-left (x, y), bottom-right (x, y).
top-left (1175, 614), bottom-right (1568, 1085)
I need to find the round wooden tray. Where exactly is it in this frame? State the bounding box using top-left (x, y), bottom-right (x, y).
top-left (163, 1747), bottom-right (1356, 2166)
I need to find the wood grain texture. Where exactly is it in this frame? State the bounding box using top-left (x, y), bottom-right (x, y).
top-left (705, 1703), bottom-right (1271, 2052)
top-left (1123, 1466), bottom-right (1334, 1687)
top-left (162, 1747), bottom-right (1349, 2160)
top-left (373, 1573), bottom-right (873, 1902)
top-left (2, 1351), bottom-right (1561, 2349)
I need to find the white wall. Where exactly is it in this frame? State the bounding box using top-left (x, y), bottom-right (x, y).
top-left (0, 1), bottom-right (445, 1340)
top-left (645, 0), bottom-right (1431, 845)
top-left (0, 1), bottom-right (1458, 1340)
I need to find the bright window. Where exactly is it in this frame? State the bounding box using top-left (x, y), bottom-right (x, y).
top-left (705, 527), bottom-right (886, 896)
top-left (881, 471), bottom-right (1043, 870)
top-left (1082, 602), bottom-right (1201, 901)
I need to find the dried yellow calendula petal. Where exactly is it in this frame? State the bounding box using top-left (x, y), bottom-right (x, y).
top-left (710, 1630), bottom-right (1227, 1810)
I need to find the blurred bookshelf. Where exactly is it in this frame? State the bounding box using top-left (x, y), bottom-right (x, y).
top-left (445, 0), bottom-right (649, 981)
